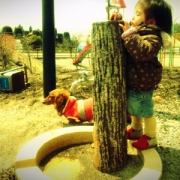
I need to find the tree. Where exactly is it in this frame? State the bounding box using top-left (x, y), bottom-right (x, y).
top-left (62, 38), bottom-right (71, 51)
top-left (174, 23), bottom-right (180, 42)
top-left (33, 29), bottom-right (42, 37)
top-left (92, 21), bottom-right (127, 173)
top-left (14, 24), bottom-right (24, 38)
top-left (57, 33), bottom-right (63, 44)
top-left (71, 34), bottom-right (83, 49)
top-left (22, 34), bottom-right (42, 50)
top-left (29, 26), bottom-right (33, 32)
top-left (55, 28), bottom-right (57, 39)
top-left (174, 23), bottom-right (180, 34)
top-left (63, 32), bottom-right (70, 41)
top-left (24, 31), bottom-right (29, 37)
top-left (2, 26), bottom-right (13, 35)
top-left (56, 33), bottom-right (84, 54)
top-left (0, 33), bottom-right (15, 70)
top-left (86, 34), bottom-right (91, 44)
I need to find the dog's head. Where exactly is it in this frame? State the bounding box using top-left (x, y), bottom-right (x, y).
top-left (43, 89), bottom-right (70, 114)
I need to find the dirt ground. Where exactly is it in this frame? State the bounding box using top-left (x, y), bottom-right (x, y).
top-left (0, 57), bottom-right (180, 180)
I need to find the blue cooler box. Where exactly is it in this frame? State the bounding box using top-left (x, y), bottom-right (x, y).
top-left (0, 70), bottom-right (25, 92)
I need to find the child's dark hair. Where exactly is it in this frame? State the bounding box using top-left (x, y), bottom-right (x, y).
top-left (138, 0), bottom-right (172, 35)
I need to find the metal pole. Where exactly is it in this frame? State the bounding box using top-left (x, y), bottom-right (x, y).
top-left (42, 0), bottom-right (56, 97)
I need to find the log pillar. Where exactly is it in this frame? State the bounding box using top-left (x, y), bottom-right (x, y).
top-left (92, 21), bottom-right (127, 173)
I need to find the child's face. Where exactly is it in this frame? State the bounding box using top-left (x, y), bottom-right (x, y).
top-left (131, 3), bottom-right (145, 27)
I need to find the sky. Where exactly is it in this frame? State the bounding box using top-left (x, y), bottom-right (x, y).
top-left (0, 0), bottom-right (179, 36)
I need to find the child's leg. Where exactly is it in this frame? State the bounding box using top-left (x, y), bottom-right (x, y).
top-left (144, 114), bottom-right (156, 138)
top-left (131, 116), bottom-right (143, 130)
top-left (132, 114), bottom-right (157, 150)
top-left (127, 116), bottom-right (143, 139)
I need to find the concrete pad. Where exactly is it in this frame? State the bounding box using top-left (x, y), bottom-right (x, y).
top-left (131, 168), bottom-right (162, 180)
top-left (15, 126), bottom-right (93, 169)
top-left (15, 167), bottom-right (51, 180)
top-left (15, 126), bottom-right (162, 180)
top-left (141, 148), bottom-right (162, 172)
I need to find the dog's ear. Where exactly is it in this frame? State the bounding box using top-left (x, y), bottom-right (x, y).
top-left (54, 94), bottom-right (64, 108)
top-left (49, 89), bottom-right (70, 110)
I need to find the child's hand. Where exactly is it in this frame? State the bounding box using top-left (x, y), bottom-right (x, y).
top-left (110, 11), bottom-right (122, 20)
top-left (119, 20), bottom-right (131, 32)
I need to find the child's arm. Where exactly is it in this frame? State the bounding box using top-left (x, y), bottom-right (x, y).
top-left (122, 26), bottom-right (162, 61)
top-left (121, 26), bottom-right (137, 40)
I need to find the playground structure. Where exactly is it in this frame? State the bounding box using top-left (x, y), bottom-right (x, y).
top-left (69, 70), bottom-right (94, 92)
top-left (159, 48), bottom-right (180, 67)
top-left (73, 43), bottom-right (180, 68)
top-left (158, 36), bottom-right (180, 67)
top-left (70, 44), bottom-right (93, 92)
top-left (72, 44), bottom-right (92, 67)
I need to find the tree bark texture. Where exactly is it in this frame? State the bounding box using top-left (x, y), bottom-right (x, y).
top-left (92, 21), bottom-right (127, 173)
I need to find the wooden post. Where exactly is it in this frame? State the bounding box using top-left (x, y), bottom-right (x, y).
top-left (92, 21), bottom-right (127, 173)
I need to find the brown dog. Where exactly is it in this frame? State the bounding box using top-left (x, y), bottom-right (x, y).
top-left (43, 88), bottom-right (93, 123)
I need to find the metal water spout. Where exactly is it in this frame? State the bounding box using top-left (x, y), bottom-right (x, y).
top-left (69, 70), bottom-right (94, 92)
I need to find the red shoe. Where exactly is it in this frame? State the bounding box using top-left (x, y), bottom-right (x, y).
top-left (127, 127), bottom-right (143, 140)
top-left (132, 135), bottom-right (157, 150)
